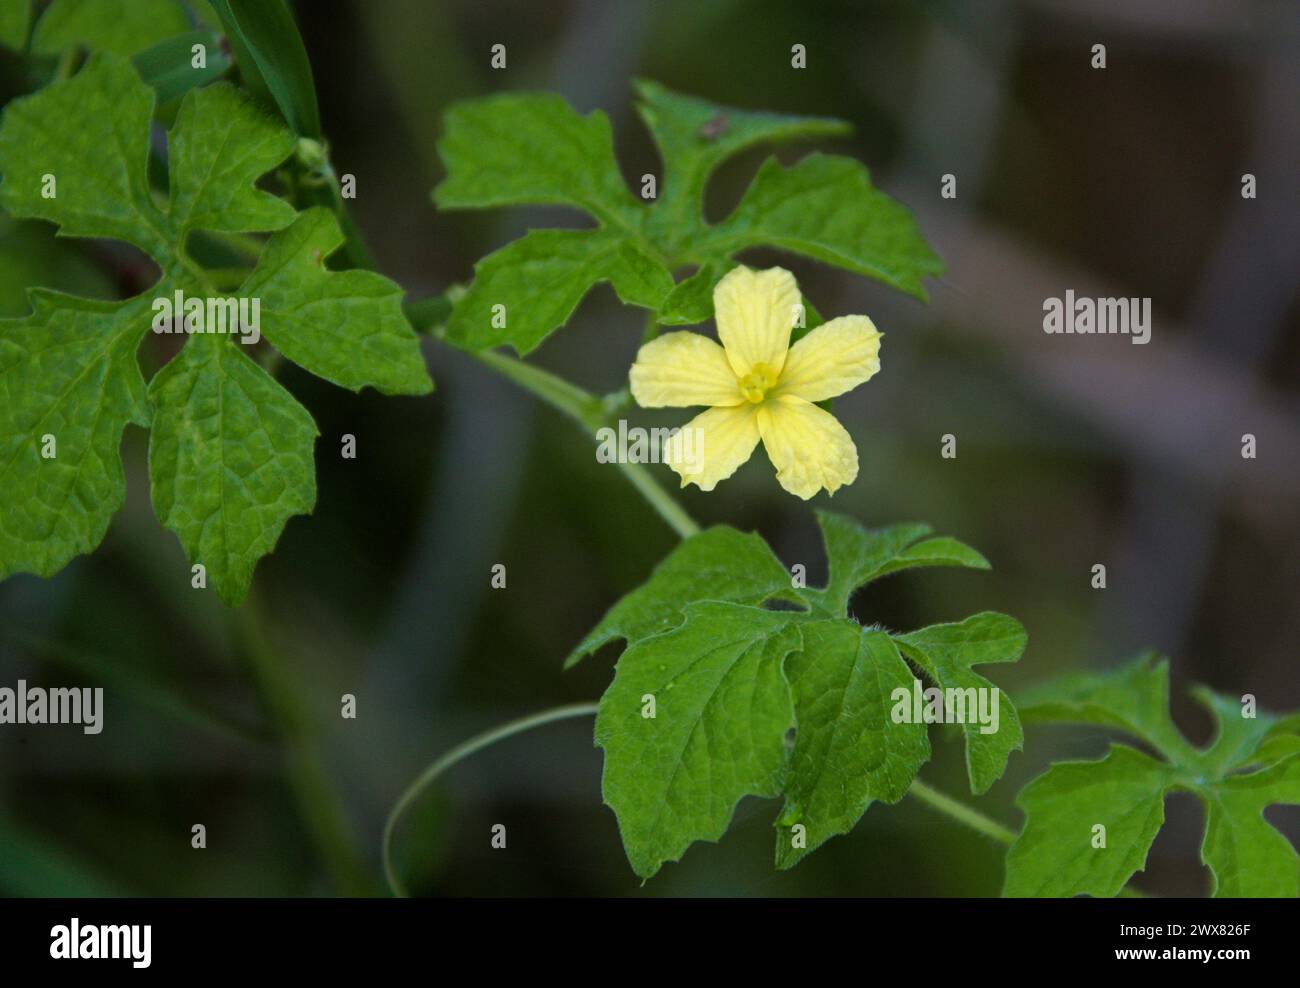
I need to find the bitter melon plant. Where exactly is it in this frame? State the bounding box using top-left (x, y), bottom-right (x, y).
top-left (1, 0), bottom-right (1296, 899)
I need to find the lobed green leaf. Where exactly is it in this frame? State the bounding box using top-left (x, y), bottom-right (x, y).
top-left (595, 602), bottom-right (801, 878)
top-left (808, 509), bottom-right (988, 616)
top-left (1004, 745), bottom-right (1172, 898)
top-left (1009, 653), bottom-right (1300, 896)
top-left (571, 513), bottom-right (1015, 876)
top-left (0, 54), bottom-right (429, 600)
top-left (445, 228), bottom-right (673, 355)
top-left (147, 332), bottom-right (317, 607)
top-left (0, 292), bottom-right (151, 579)
top-left (434, 91), bottom-right (641, 228)
top-left (435, 82), bottom-right (942, 353)
top-left (895, 611), bottom-right (1026, 794)
top-left (692, 154), bottom-right (943, 301)
top-left (564, 524), bottom-right (792, 668)
top-left (776, 621), bottom-right (929, 868)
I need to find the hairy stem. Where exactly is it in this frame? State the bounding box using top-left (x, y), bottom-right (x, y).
top-left (468, 348), bottom-right (701, 540)
top-left (906, 779), bottom-right (1017, 845)
top-left (382, 702), bottom-right (600, 897)
top-left (402, 297), bottom-right (701, 540)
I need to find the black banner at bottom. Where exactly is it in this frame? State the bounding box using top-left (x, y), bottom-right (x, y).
top-left (0, 896), bottom-right (1293, 975)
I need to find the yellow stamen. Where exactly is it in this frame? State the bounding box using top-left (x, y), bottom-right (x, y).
top-left (738, 362), bottom-right (778, 403)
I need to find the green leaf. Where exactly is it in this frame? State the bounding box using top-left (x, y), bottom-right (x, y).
top-left (595, 602), bottom-right (801, 878)
top-left (776, 621), bottom-right (929, 868)
top-left (147, 332), bottom-right (317, 606)
top-left (632, 79), bottom-right (850, 254)
top-left (209, 0), bottom-right (321, 136)
top-left (434, 92), bottom-right (642, 228)
top-left (0, 0), bottom-right (31, 50)
top-left (0, 54), bottom-right (430, 600)
top-left (564, 524), bottom-right (792, 669)
top-left (570, 514), bottom-right (1019, 878)
top-left (436, 82), bottom-right (941, 353)
top-left (894, 612), bottom-right (1026, 794)
top-left (1199, 754), bottom-right (1300, 898)
top-left (239, 208), bottom-right (432, 395)
top-left (1009, 653), bottom-right (1300, 896)
top-left (133, 29), bottom-right (234, 106)
top-left (693, 154), bottom-right (943, 300)
top-left (444, 228), bottom-right (673, 355)
top-left (0, 291), bottom-right (151, 579)
top-left (655, 256), bottom-right (730, 326)
top-left (0, 51), bottom-right (169, 255)
top-left (808, 509), bottom-right (988, 615)
top-left (434, 93), bottom-right (670, 355)
top-left (655, 259), bottom-right (827, 338)
top-left (1190, 685), bottom-right (1298, 777)
top-left (1017, 652), bottom-right (1196, 765)
top-left (31, 0), bottom-right (190, 56)
top-left (1004, 745), bottom-right (1172, 898)
top-left (164, 81), bottom-right (298, 236)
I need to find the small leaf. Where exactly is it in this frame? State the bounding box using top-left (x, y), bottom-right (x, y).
top-left (0, 51), bottom-right (167, 255)
top-left (1189, 686), bottom-right (1298, 777)
top-left (595, 602), bottom-right (801, 878)
top-left (434, 92), bottom-right (642, 229)
top-left (656, 257), bottom-right (828, 338)
top-left (0, 292), bottom-right (151, 579)
top-left (147, 333), bottom-right (317, 606)
top-left (564, 524), bottom-right (792, 668)
top-left (894, 612), bottom-right (1026, 794)
top-left (633, 79), bottom-right (850, 254)
top-left (1017, 652), bottom-right (1197, 765)
top-left (31, 0), bottom-right (190, 57)
top-left (1011, 653), bottom-right (1300, 896)
top-left (776, 621), bottom-right (929, 868)
top-left (693, 153), bottom-right (943, 300)
top-left (1199, 754), bottom-right (1300, 898)
top-left (655, 256), bottom-right (730, 326)
top-left (809, 510), bottom-right (988, 615)
top-left (209, 0), bottom-right (321, 136)
top-left (1004, 745), bottom-right (1172, 898)
top-left (240, 208), bottom-right (432, 395)
top-left (445, 228), bottom-right (673, 355)
top-left (165, 81), bottom-right (298, 236)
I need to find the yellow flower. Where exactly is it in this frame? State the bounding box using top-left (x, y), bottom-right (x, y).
top-left (630, 265), bottom-right (882, 500)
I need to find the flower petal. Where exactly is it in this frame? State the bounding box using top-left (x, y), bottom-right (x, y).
top-left (666, 403), bottom-right (760, 491)
top-left (757, 396), bottom-right (858, 499)
top-left (630, 331), bottom-right (742, 408)
top-left (773, 315), bottom-right (882, 402)
top-left (713, 265), bottom-right (800, 377)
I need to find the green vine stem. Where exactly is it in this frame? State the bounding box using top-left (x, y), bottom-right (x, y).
top-left (906, 779), bottom-right (1016, 845)
top-left (470, 349), bottom-right (700, 539)
top-left (382, 702), bottom-right (601, 898)
top-left (381, 702), bottom-right (1022, 896)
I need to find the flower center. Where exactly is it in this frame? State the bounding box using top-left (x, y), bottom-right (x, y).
top-left (738, 362), bottom-right (778, 404)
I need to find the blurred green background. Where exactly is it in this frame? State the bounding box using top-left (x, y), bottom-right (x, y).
top-left (1, 0), bottom-right (1297, 896)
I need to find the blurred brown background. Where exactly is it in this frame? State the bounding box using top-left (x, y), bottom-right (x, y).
top-left (1, 0), bottom-right (1297, 896)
